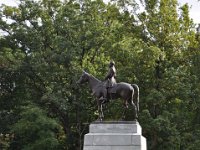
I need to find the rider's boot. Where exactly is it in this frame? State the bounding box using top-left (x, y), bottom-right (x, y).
top-left (102, 97), bottom-right (108, 104)
top-left (99, 96), bottom-right (106, 104)
top-left (105, 87), bottom-right (110, 103)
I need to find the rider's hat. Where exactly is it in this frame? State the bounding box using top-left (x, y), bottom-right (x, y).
top-left (109, 60), bottom-right (115, 66)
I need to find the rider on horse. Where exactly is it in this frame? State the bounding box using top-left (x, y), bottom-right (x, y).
top-left (104, 61), bottom-right (117, 103)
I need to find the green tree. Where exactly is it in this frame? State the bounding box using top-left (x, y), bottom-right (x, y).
top-left (1, 0), bottom-right (200, 149)
top-left (137, 0), bottom-right (198, 149)
top-left (10, 104), bottom-right (63, 150)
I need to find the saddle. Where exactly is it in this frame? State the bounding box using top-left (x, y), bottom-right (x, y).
top-left (107, 84), bottom-right (117, 94)
top-left (100, 83), bottom-right (117, 103)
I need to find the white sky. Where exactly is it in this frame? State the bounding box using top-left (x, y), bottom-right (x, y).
top-left (178, 0), bottom-right (200, 24)
top-left (0, 0), bottom-right (200, 23)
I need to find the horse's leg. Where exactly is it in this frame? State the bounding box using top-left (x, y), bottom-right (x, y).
top-left (100, 102), bottom-right (104, 119)
top-left (121, 104), bottom-right (127, 121)
top-left (129, 100), bottom-right (138, 120)
top-left (97, 99), bottom-right (102, 121)
top-left (123, 100), bottom-right (128, 108)
top-left (101, 88), bottom-right (108, 104)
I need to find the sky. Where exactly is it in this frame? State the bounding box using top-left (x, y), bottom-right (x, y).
top-left (0, 0), bottom-right (200, 24)
top-left (178, 0), bottom-right (200, 24)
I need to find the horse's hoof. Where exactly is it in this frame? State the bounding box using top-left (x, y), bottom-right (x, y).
top-left (96, 118), bottom-right (103, 122)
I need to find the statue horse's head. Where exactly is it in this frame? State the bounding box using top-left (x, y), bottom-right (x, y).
top-left (77, 70), bottom-right (90, 84)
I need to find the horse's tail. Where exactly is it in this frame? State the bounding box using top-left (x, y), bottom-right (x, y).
top-left (131, 84), bottom-right (139, 112)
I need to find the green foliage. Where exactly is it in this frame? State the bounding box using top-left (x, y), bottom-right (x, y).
top-left (10, 104), bottom-right (63, 150)
top-left (0, 0), bottom-right (200, 149)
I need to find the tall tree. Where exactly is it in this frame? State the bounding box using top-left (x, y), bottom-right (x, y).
top-left (1, 0), bottom-right (200, 149)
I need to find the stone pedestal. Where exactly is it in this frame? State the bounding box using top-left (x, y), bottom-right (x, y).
top-left (83, 121), bottom-right (147, 150)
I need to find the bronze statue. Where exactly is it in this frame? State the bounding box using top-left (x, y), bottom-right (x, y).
top-left (105, 61), bottom-right (117, 87)
top-left (77, 69), bottom-right (139, 121)
top-left (104, 61), bottom-right (117, 103)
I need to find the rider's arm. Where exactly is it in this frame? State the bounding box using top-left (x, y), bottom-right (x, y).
top-left (105, 69), bottom-right (114, 80)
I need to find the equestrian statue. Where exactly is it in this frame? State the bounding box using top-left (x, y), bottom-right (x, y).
top-left (77, 61), bottom-right (139, 121)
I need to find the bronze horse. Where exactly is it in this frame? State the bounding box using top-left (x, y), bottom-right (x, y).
top-left (77, 71), bottom-right (139, 121)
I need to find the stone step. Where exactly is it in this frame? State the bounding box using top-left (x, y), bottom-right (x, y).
top-left (84, 145), bottom-right (145, 150)
top-left (83, 122), bottom-right (147, 150)
top-left (89, 121), bottom-right (141, 134)
top-left (84, 133), bottom-right (145, 146)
